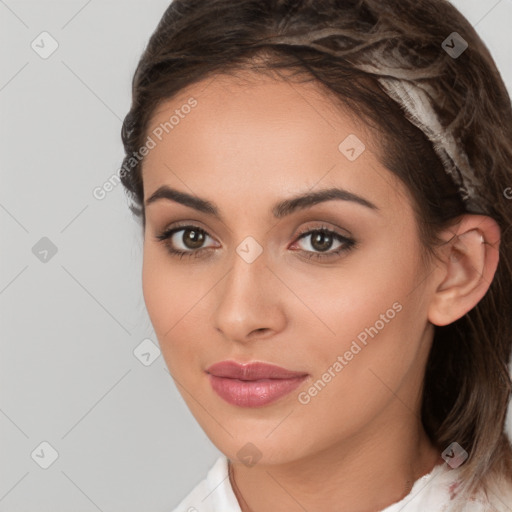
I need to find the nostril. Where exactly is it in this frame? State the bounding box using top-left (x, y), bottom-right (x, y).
top-left (250, 327), bottom-right (269, 337)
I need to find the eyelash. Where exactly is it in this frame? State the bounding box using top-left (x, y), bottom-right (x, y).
top-left (155, 223), bottom-right (357, 261)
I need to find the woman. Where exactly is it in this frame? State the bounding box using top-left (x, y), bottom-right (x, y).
top-left (120, 0), bottom-right (512, 510)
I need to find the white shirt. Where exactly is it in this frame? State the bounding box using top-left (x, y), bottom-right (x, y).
top-left (171, 455), bottom-right (512, 511)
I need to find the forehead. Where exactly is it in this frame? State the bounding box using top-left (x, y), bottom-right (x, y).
top-left (141, 71), bottom-right (407, 214)
top-left (152, 70), bottom-right (367, 134)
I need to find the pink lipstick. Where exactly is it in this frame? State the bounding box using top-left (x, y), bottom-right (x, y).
top-left (206, 361), bottom-right (308, 407)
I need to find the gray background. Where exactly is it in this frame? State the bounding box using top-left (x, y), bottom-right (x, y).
top-left (1, 1), bottom-right (511, 511)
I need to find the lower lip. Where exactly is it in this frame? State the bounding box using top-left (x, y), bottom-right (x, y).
top-left (208, 374), bottom-right (308, 407)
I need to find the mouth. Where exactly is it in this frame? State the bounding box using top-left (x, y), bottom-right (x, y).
top-left (205, 360), bottom-right (309, 407)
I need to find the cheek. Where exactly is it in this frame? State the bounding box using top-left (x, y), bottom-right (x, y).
top-left (282, 233), bottom-right (421, 354)
top-left (141, 247), bottom-right (169, 331)
top-left (141, 245), bottom-right (215, 373)
top-left (285, 238), bottom-right (426, 404)
top-left (285, 289), bottom-right (425, 453)
top-left (141, 245), bottom-right (189, 347)
top-left (291, 281), bottom-right (416, 396)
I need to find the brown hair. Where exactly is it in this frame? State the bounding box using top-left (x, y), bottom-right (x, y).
top-left (120, 0), bottom-right (512, 507)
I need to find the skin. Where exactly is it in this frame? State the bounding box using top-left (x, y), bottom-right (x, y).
top-left (140, 71), bottom-right (500, 512)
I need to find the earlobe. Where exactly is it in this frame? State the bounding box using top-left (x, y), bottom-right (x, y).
top-left (428, 216), bottom-right (501, 327)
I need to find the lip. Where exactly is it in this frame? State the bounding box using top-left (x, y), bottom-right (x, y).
top-left (206, 361), bottom-right (309, 407)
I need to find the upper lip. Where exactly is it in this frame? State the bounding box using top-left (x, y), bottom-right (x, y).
top-left (206, 361), bottom-right (308, 380)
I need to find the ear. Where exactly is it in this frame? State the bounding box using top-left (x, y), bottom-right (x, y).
top-left (428, 215), bottom-right (501, 327)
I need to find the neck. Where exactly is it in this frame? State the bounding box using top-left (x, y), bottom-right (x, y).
top-left (229, 413), bottom-right (442, 512)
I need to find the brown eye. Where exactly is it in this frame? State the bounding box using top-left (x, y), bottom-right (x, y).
top-left (309, 230), bottom-right (335, 252)
top-left (180, 228), bottom-right (206, 249)
top-left (291, 226), bottom-right (357, 261)
top-left (295, 229), bottom-right (351, 254)
top-left (155, 224), bottom-right (219, 259)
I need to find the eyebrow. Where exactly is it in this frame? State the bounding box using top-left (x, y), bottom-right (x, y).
top-left (145, 185), bottom-right (379, 219)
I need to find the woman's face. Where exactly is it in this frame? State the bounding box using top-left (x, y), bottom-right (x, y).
top-left (141, 72), bottom-right (439, 465)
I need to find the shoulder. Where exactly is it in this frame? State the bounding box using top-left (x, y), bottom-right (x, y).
top-left (170, 457), bottom-right (512, 512)
top-left (381, 461), bottom-right (512, 512)
top-left (475, 472), bottom-right (512, 512)
top-left (446, 468), bottom-right (512, 512)
top-left (170, 456), bottom-right (242, 512)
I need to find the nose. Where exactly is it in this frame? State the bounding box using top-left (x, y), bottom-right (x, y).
top-left (213, 247), bottom-right (287, 344)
